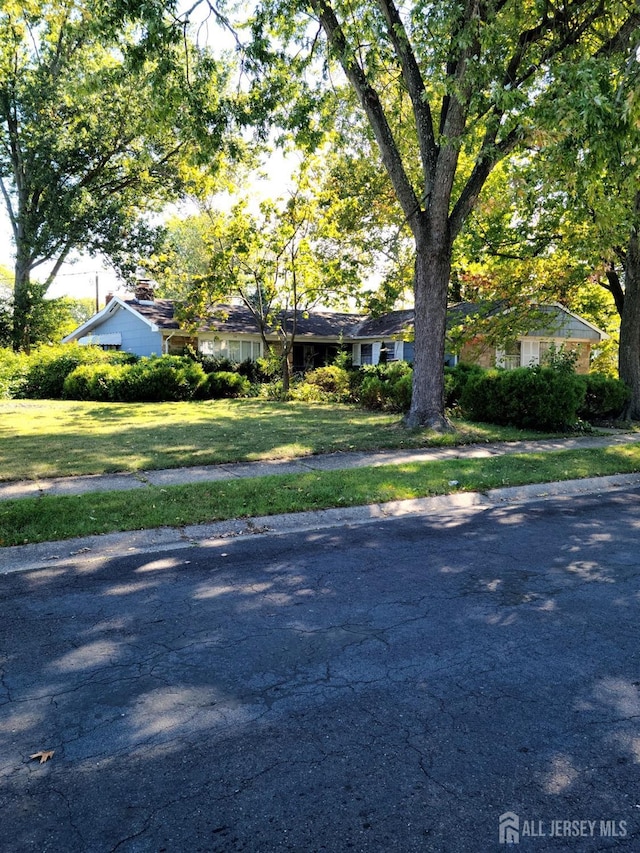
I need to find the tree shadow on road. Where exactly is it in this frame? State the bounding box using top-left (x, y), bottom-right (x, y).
top-left (2, 490), bottom-right (639, 851)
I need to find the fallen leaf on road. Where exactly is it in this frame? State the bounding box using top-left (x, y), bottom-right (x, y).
top-left (30, 750), bottom-right (54, 764)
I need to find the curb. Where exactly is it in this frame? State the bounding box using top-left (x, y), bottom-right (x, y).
top-left (3, 472), bottom-right (640, 576)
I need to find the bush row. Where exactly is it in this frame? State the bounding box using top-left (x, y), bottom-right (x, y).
top-left (62, 360), bottom-right (253, 402)
top-left (459, 366), bottom-right (585, 430)
top-left (0, 345), bottom-right (631, 428)
top-left (458, 366), bottom-right (629, 430)
top-left (0, 345), bottom-right (252, 402)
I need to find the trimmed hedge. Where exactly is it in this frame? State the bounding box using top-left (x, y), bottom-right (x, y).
top-left (578, 373), bottom-right (631, 421)
top-left (118, 357), bottom-right (207, 402)
top-left (444, 363), bottom-right (485, 409)
top-left (460, 365), bottom-right (586, 430)
top-left (62, 363), bottom-right (129, 401)
top-left (19, 344), bottom-right (135, 399)
top-left (62, 356), bottom-right (208, 402)
top-left (203, 371), bottom-right (250, 399)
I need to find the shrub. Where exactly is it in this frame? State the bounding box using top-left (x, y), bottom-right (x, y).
top-left (304, 365), bottom-right (351, 397)
top-left (203, 371), bottom-right (250, 399)
top-left (62, 363), bottom-right (128, 401)
top-left (460, 365), bottom-right (586, 431)
top-left (358, 374), bottom-right (386, 410)
top-left (115, 356), bottom-right (207, 402)
top-left (61, 356), bottom-right (209, 402)
top-left (256, 378), bottom-right (288, 401)
top-left (237, 358), bottom-right (274, 383)
top-left (289, 382), bottom-right (329, 403)
top-left (0, 348), bottom-right (28, 399)
top-left (19, 344), bottom-right (132, 399)
top-left (458, 369), bottom-right (503, 424)
top-left (444, 363), bottom-right (485, 409)
top-left (357, 361), bottom-right (413, 412)
top-left (578, 373), bottom-right (631, 421)
top-left (197, 355), bottom-right (237, 375)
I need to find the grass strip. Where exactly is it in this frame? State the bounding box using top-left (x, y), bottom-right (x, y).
top-left (2, 445), bottom-right (639, 548)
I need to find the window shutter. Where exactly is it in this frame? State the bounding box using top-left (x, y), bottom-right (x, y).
top-left (521, 340), bottom-right (539, 366)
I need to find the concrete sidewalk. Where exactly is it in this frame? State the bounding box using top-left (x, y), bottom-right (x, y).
top-left (2, 431), bottom-right (640, 575)
top-left (1, 430), bottom-right (639, 503)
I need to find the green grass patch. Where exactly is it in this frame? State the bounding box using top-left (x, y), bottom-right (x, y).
top-left (2, 445), bottom-right (639, 547)
top-left (1, 398), bottom-right (557, 481)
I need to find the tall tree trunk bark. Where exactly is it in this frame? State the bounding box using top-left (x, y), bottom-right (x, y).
top-left (12, 254), bottom-right (33, 353)
top-left (405, 215), bottom-right (452, 430)
top-left (618, 192), bottom-right (640, 419)
top-left (281, 348), bottom-right (292, 393)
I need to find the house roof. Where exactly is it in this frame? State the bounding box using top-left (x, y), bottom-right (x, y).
top-left (61, 296), bottom-right (163, 344)
top-left (123, 298), bottom-right (180, 330)
top-left (130, 301), bottom-right (366, 338)
top-left (355, 309), bottom-right (414, 338)
top-left (281, 310), bottom-right (365, 338)
top-left (63, 296), bottom-right (607, 346)
top-left (446, 301), bottom-right (606, 341)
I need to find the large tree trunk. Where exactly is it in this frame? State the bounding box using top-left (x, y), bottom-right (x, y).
top-left (405, 216), bottom-right (452, 430)
top-left (12, 255), bottom-right (33, 353)
top-left (618, 192), bottom-right (640, 419)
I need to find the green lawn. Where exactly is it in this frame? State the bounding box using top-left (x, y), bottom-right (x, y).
top-left (1, 398), bottom-right (556, 481)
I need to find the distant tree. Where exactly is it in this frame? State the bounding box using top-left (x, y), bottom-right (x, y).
top-left (0, 264), bottom-right (12, 347)
top-left (447, 158), bottom-right (613, 355)
top-left (0, 0), bottom-right (233, 351)
top-left (536, 52), bottom-right (640, 414)
top-left (457, 45), bottom-right (639, 405)
top-left (153, 163), bottom-right (363, 389)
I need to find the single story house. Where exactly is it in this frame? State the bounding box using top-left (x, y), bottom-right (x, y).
top-left (63, 286), bottom-right (607, 374)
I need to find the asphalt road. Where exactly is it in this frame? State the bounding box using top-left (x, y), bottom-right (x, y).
top-left (2, 488), bottom-right (640, 852)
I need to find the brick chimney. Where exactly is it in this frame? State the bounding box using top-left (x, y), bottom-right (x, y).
top-left (105, 292), bottom-right (114, 306)
top-left (134, 281), bottom-right (155, 302)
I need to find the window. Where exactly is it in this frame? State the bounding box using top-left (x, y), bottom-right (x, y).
top-left (79, 332), bottom-right (121, 349)
top-left (384, 342), bottom-right (396, 361)
top-left (202, 339), bottom-right (262, 361)
top-left (499, 341), bottom-right (521, 370)
top-left (360, 343), bottom-right (373, 365)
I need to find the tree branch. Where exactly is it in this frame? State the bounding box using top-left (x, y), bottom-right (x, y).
top-left (374, 0), bottom-right (438, 194)
top-left (449, 125), bottom-right (520, 239)
top-left (308, 0), bottom-right (421, 228)
top-left (604, 262), bottom-right (625, 315)
top-left (503, 0), bottom-right (612, 90)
